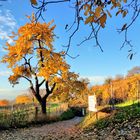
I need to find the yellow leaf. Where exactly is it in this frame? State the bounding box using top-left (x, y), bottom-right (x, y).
top-left (116, 10), bottom-right (122, 16)
top-left (100, 14), bottom-right (107, 28)
top-left (111, 0), bottom-right (116, 3)
top-left (122, 10), bottom-right (127, 17)
top-left (84, 4), bottom-right (90, 16)
top-left (37, 34), bottom-right (42, 39)
top-left (95, 6), bottom-right (102, 18)
top-left (85, 16), bottom-right (94, 24)
top-left (107, 10), bottom-right (112, 18)
top-left (123, 0), bottom-right (127, 3)
top-left (116, 2), bottom-right (121, 7)
top-left (30, 0), bottom-right (37, 5)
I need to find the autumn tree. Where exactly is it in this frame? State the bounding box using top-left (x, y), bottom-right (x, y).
top-left (91, 73), bottom-right (140, 105)
top-left (16, 95), bottom-right (32, 104)
top-left (66, 78), bottom-right (89, 106)
top-left (29, 0), bottom-right (139, 57)
top-left (2, 15), bottom-right (70, 114)
top-left (114, 74), bottom-right (124, 81)
top-left (104, 77), bottom-right (113, 85)
top-left (41, 72), bottom-right (79, 102)
top-left (0, 99), bottom-right (9, 106)
top-left (49, 74), bottom-right (89, 106)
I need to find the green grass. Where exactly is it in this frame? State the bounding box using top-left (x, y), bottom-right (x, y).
top-left (79, 100), bottom-right (140, 130)
top-left (95, 102), bottom-right (140, 129)
top-left (0, 109), bottom-right (30, 129)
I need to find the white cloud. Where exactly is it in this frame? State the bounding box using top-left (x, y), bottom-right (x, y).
top-left (80, 75), bottom-right (108, 85)
top-left (0, 10), bottom-right (17, 44)
top-left (0, 71), bottom-right (11, 76)
top-left (0, 30), bottom-right (13, 44)
top-left (0, 88), bottom-right (10, 92)
top-left (0, 88), bottom-right (27, 100)
top-left (0, 89), bottom-right (19, 100)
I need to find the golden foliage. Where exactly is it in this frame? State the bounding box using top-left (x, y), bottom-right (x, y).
top-left (79, 0), bottom-right (128, 28)
top-left (30, 0), bottom-right (37, 5)
top-left (99, 13), bottom-right (107, 28)
top-left (16, 95), bottom-right (32, 104)
top-left (123, 0), bottom-right (127, 3)
top-left (0, 99), bottom-right (9, 106)
top-left (92, 74), bottom-right (140, 105)
top-left (2, 16), bottom-right (55, 67)
top-left (95, 6), bottom-right (102, 18)
top-left (2, 14), bottom-right (70, 86)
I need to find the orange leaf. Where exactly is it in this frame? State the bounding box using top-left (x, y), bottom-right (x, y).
top-left (111, 0), bottom-right (116, 3)
top-left (95, 6), bottom-right (102, 18)
top-left (123, 0), bottom-right (127, 3)
top-left (122, 10), bottom-right (127, 17)
top-left (100, 13), bottom-right (107, 28)
top-left (30, 0), bottom-right (37, 5)
top-left (116, 2), bottom-right (121, 7)
top-left (85, 16), bottom-right (94, 24)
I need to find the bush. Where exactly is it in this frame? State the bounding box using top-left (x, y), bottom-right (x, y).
top-left (70, 107), bottom-right (86, 117)
top-left (109, 98), bottom-right (123, 105)
top-left (59, 109), bottom-right (75, 121)
top-left (95, 118), bottom-right (110, 129)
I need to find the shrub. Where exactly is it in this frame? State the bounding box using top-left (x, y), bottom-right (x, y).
top-left (70, 107), bottom-right (86, 117)
top-left (59, 109), bottom-right (75, 121)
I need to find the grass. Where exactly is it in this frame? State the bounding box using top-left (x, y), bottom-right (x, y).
top-left (0, 109), bottom-right (30, 129)
top-left (78, 111), bottom-right (109, 129)
top-left (116, 100), bottom-right (139, 107)
top-left (95, 103), bottom-right (140, 128)
top-left (0, 102), bottom-right (68, 129)
top-left (79, 100), bottom-right (140, 130)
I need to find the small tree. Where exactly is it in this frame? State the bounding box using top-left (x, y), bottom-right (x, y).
top-left (51, 75), bottom-right (89, 106)
top-left (104, 77), bottom-right (113, 85)
top-left (2, 15), bottom-right (70, 114)
top-left (127, 66), bottom-right (140, 77)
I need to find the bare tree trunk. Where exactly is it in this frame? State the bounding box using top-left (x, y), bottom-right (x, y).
top-left (41, 99), bottom-right (47, 114)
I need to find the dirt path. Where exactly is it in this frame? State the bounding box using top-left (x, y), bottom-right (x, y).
top-left (0, 117), bottom-right (83, 140)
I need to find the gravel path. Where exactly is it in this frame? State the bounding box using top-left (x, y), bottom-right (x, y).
top-left (0, 117), bottom-right (83, 140)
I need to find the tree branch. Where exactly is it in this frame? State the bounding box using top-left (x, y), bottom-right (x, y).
top-left (39, 79), bottom-right (46, 87)
top-left (43, 81), bottom-right (56, 100)
top-left (31, 0), bottom-right (70, 21)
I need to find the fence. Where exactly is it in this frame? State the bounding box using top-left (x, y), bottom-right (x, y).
top-left (0, 102), bottom-right (68, 129)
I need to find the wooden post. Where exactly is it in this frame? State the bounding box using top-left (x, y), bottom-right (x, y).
top-left (89, 112), bottom-right (91, 118)
top-left (110, 82), bottom-right (115, 110)
top-left (95, 111), bottom-right (98, 120)
top-left (35, 106), bottom-right (38, 121)
top-left (137, 80), bottom-right (140, 106)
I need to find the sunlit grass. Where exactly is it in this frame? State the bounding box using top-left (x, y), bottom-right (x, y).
top-left (116, 100), bottom-right (139, 107)
top-left (79, 100), bottom-right (140, 130)
top-left (78, 111), bottom-right (109, 129)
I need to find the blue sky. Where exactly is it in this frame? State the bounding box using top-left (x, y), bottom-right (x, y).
top-left (0, 0), bottom-right (140, 100)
